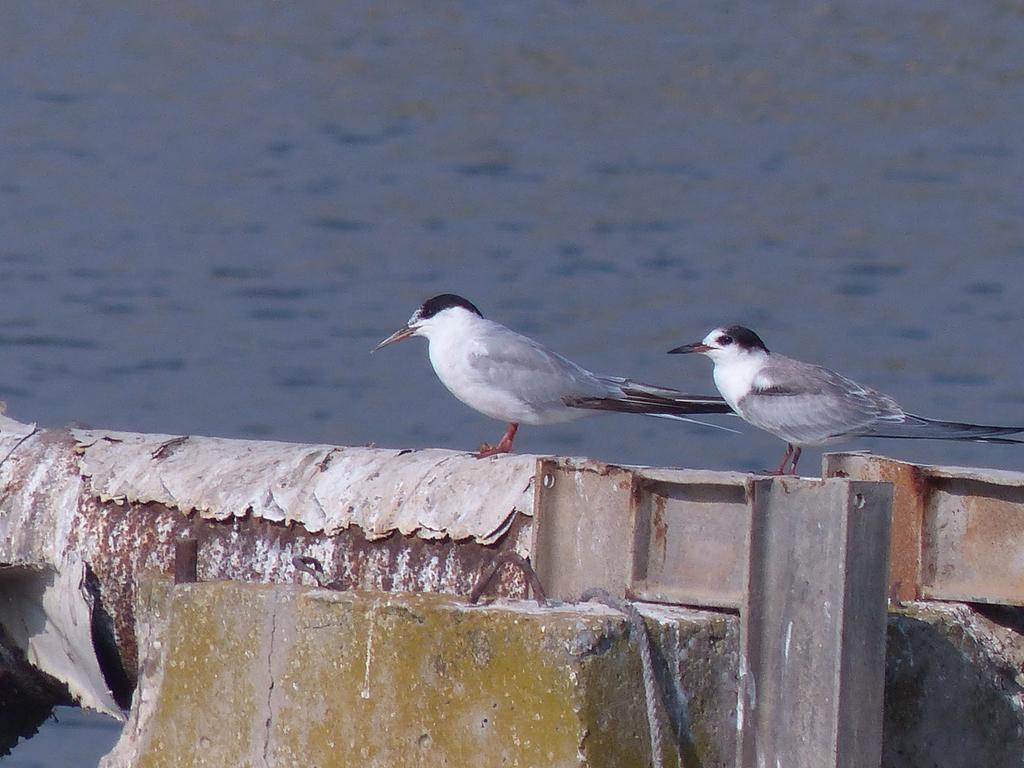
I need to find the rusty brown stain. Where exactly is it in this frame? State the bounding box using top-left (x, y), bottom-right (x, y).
top-left (652, 495), bottom-right (669, 565)
top-left (906, 464), bottom-right (928, 498)
top-left (870, 458), bottom-right (928, 603)
top-left (743, 478), bottom-right (757, 507)
top-left (628, 475), bottom-right (644, 508)
top-left (578, 459), bottom-right (629, 478)
top-left (70, 494), bottom-right (531, 685)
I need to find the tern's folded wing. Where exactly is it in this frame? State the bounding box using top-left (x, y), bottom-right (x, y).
top-left (463, 328), bottom-right (607, 404)
top-left (740, 356), bottom-right (904, 445)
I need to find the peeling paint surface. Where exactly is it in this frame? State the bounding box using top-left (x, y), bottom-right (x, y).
top-left (73, 428), bottom-right (537, 544)
top-left (0, 559), bottom-right (122, 720)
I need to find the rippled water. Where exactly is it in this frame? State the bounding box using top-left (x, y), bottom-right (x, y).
top-left (3, 2), bottom-right (1024, 764)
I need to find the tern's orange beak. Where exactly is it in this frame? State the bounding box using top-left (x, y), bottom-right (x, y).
top-left (373, 326), bottom-right (416, 352)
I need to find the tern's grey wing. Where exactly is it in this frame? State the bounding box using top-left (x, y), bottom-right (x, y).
top-left (465, 325), bottom-right (608, 403)
top-left (738, 355), bottom-right (904, 445)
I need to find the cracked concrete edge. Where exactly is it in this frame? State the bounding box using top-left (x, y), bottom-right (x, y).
top-left (884, 602), bottom-right (1024, 768)
top-left (99, 578), bottom-right (174, 768)
top-left (258, 588), bottom-right (295, 768)
top-left (892, 601), bottom-right (1024, 697)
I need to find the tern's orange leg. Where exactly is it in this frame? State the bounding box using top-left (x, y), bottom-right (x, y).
top-left (767, 443), bottom-right (799, 475)
top-left (787, 446), bottom-right (802, 475)
top-left (477, 423), bottom-right (519, 458)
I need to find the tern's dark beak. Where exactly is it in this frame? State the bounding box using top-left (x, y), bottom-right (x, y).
top-left (668, 342), bottom-right (712, 354)
top-left (373, 326), bottom-right (416, 352)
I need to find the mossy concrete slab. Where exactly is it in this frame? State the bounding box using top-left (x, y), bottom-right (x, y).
top-left (134, 581), bottom-right (278, 768)
top-left (272, 591), bottom-right (644, 767)
top-left (119, 581), bottom-right (738, 768)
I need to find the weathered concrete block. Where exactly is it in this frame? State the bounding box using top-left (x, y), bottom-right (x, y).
top-left (106, 580), bottom-right (738, 768)
top-left (884, 603), bottom-right (1024, 768)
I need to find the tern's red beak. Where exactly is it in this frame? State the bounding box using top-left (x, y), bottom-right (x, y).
top-left (373, 326), bottom-right (416, 352)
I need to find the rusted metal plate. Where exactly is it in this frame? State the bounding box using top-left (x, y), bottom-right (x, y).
top-left (628, 469), bottom-right (754, 609)
top-left (922, 479), bottom-right (1024, 604)
top-left (826, 453), bottom-right (1024, 606)
top-left (531, 457), bottom-right (639, 601)
top-left (532, 460), bottom-right (756, 606)
top-left (824, 453), bottom-right (926, 602)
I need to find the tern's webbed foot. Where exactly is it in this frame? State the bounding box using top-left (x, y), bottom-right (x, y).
top-left (476, 442), bottom-right (508, 458)
top-left (475, 423), bottom-right (519, 458)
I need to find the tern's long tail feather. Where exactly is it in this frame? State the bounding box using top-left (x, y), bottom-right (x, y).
top-left (565, 377), bottom-right (739, 433)
top-left (866, 414), bottom-right (1024, 444)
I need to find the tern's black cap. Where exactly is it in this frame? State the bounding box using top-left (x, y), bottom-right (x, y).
top-left (418, 294), bottom-right (483, 319)
top-left (719, 325), bottom-right (769, 352)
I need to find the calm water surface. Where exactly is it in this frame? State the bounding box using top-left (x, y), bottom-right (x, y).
top-left (3, 1), bottom-right (1024, 763)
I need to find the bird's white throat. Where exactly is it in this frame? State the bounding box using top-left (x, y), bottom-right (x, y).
top-left (711, 349), bottom-right (770, 409)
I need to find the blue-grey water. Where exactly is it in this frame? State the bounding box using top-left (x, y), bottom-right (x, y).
top-left (3, 2), bottom-right (1024, 764)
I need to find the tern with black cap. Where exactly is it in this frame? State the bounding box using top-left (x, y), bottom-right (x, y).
top-left (375, 294), bottom-right (734, 457)
top-left (669, 325), bottom-right (1024, 475)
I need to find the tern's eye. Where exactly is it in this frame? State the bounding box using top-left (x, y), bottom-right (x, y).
top-left (716, 335), bottom-right (734, 346)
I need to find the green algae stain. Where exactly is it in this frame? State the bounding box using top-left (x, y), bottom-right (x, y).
top-left (271, 592), bottom-right (592, 767)
top-left (137, 582), bottom-right (278, 768)
top-left (131, 584), bottom-right (737, 768)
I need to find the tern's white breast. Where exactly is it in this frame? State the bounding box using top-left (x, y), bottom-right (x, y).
top-left (423, 314), bottom-right (599, 425)
top-left (712, 352), bottom-right (768, 412)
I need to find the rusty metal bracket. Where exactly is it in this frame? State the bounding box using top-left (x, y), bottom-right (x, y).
top-left (173, 539), bottom-right (198, 584)
top-left (292, 556), bottom-right (333, 589)
top-left (468, 552), bottom-right (547, 607)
